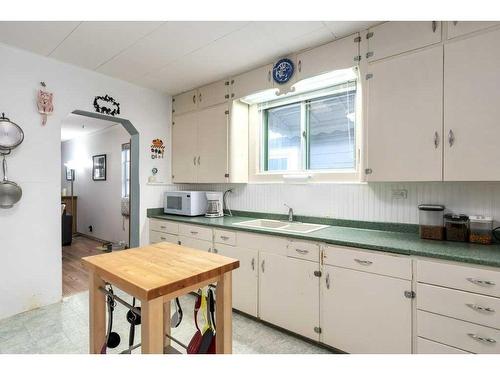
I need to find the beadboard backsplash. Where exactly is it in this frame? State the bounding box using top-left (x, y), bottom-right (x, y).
top-left (165, 182), bottom-right (500, 225)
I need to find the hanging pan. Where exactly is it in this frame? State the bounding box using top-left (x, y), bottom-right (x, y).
top-left (0, 113), bottom-right (24, 152)
top-left (0, 155), bottom-right (22, 208)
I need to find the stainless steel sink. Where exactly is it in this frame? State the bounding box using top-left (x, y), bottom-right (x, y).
top-left (233, 219), bottom-right (328, 234)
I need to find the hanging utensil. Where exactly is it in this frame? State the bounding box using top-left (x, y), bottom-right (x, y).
top-left (0, 155), bottom-right (22, 208)
top-left (126, 297), bottom-right (141, 354)
top-left (207, 288), bottom-right (216, 354)
top-left (187, 292), bottom-right (203, 354)
top-left (170, 297), bottom-right (183, 328)
top-left (0, 113), bottom-right (24, 151)
top-left (197, 289), bottom-right (214, 354)
top-left (101, 286), bottom-right (121, 353)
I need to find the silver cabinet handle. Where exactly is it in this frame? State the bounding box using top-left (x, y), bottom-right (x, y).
top-left (193, 156), bottom-right (196, 166)
top-left (212, 248), bottom-right (218, 254)
top-left (432, 21), bottom-right (437, 33)
top-left (434, 131), bottom-right (439, 148)
top-left (220, 235), bottom-right (230, 240)
top-left (261, 259), bottom-right (265, 273)
top-left (190, 231), bottom-right (198, 235)
top-left (467, 278), bottom-right (496, 287)
top-left (298, 60), bottom-right (302, 73)
top-left (197, 156), bottom-right (200, 165)
top-left (295, 248), bottom-right (309, 255)
top-left (448, 129), bottom-right (455, 147)
top-left (177, 240), bottom-right (181, 245)
top-left (208, 248), bottom-right (212, 253)
top-left (160, 236), bottom-right (166, 240)
top-left (251, 258), bottom-right (255, 271)
top-left (467, 333), bottom-right (496, 344)
top-left (354, 259), bottom-right (373, 266)
top-left (325, 273), bottom-right (330, 290)
top-left (466, 303), bottom-right (495, 313)
top-left (192, 94), bottom-right (196, 104)
top-left (267, 71), bottom-right (271, 82)
top-left (199, 93), bottom-right (202, 102)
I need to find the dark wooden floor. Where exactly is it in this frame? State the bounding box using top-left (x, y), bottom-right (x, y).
top-left (62, 236), bottom-right (103, 296)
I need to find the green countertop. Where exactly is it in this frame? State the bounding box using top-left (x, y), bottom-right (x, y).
top-left (147, 210), bottom-right (500, 268)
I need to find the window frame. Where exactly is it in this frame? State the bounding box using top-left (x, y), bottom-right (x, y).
top-left (121, 143), bottom-right (131, 198)
top-left (255, 79), bottom-right (360, 182)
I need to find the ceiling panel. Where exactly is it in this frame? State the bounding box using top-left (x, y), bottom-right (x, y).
top-left (50, 21), bottom-right (164, 70)
top-left (322, 21), bottom-right (380, 37)
top-left (0, 21), bottom-right (81, 56)
top-left (97, 21), bottom-right (249, 81)
top-left (61, 113), bottom-right (120, 142)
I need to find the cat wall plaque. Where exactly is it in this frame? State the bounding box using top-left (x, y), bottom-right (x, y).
top-left (36, 82), bottom-right (54, 126)
top-left (93, 94), bottom-right (120, 116)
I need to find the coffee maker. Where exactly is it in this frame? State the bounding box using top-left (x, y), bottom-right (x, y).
top-left (205, 192), bottom-right (224, 218)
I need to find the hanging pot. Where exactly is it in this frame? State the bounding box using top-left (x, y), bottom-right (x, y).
top-left (0, 155), bottom-right (22, 208)
top-left (0, 113), bottom-right (24, 151)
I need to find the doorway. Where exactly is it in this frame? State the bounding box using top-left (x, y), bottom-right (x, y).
top-left (60, 110), bottom-right (139, 296)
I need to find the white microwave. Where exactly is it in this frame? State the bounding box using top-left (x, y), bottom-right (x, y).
top-left (163, 191), bottom-right (207, 216)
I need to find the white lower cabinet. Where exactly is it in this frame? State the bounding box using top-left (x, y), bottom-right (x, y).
top-left (214, 243), bottom-right (258, 316)
top-left (320, 264), bottom-right (412, 353)
top-left (417, 337), bottom-right (470, 354)
top-left (259, 251), bottom-right (320, 340)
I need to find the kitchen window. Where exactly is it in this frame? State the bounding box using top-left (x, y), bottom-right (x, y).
top-left (260, 80), bottom-right (358, 176)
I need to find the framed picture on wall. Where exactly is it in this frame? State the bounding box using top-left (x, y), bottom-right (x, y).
top-left (65, 167), bottom-right (74, 181)
top-left (92, 154), bottom-right (107, 181)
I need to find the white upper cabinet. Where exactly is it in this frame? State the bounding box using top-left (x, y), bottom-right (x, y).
top-left (230, 64), bottom-right (273, 100)
top-left (197, 79), bottom-right (229, 109)
top-left (296, 33), bottom-right (359, 82)
top-left (171, 110), bottom-right (198, 183)
top-left (172, 89), bottom-right (198, 115)
top-left (447, 21), bottom-right (500, 39)
top-left (444, 28), bottom-right (500, 181)
top-left (365, 46), bottom-right (443, 181)
top-left (366, 21), bottom-right (442, 62)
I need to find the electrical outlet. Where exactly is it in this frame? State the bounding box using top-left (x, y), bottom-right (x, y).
top-left (392, 189), bottom-right (408, 199)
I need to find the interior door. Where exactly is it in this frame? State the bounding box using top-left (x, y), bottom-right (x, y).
top-left (365, 46), bottom-right (443, 181)
top-left (321, 265), bottom-right (412, 353)
top-left (196, 103), bottom-right (229, 183)
top-left (172, 111), bottom-right (198, 183)
top-left (444, 28), bottom-right (500, 181)
top-left (215, 244), bottom-right (258, 317)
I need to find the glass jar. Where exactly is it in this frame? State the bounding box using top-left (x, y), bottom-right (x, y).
top-left (444, 214), bottom-right (469, 242)
top-left (469, 216), bottom-right (493, 244)
top-left (418, 204), bottom-right (445, 240)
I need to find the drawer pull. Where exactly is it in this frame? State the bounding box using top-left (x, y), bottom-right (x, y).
top-left (190, 231), bottom-right (199, 235)
top-left (208, 248), bottom-right (212, 253)
top-left (467, 278), bottom-right (496, 287)
top-left (261, 260), bottom-right (265, 273)
top-left (466, 304), bottom-right (495, 313)
top-left (325, 273), bottom-right (330, 290)
top-left (160, 226), bottom-right (166, 229)
top-left (220, 235), bottom-right (230, 240)
top-left (251, 258), bottom-right (255, 271)
top-left (467, 333), bottom-right (497, 344)
top-left (354, 259), bottom-right (373, 266)
top-left (160, 237), bottom-right (166, 240)
top-left (295, 248), bottom-right (309, 255)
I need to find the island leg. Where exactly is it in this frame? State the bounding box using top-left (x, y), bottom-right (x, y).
top-left (216, 272), bottom-right (233, 354)
top-left (89, 271), bottom-right (106, 354)
top-left (141, 296), bottom-right (164, 354)
top-left (163, 300), bottom-right (171, 348)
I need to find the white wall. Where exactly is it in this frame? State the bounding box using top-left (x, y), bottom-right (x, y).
top-left (0, 43), bottom-right (171, 320)
top-left (61, 125), bottom-right (130, 244)
top-left (175, 182), bottom-right (500, 226)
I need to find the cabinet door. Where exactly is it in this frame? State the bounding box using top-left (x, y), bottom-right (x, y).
top-left (172, 111), bottom-right (198, 183)
top-left (231, 64), bottom-right (273, 100)
top-left (367, 21), bottom-right (441, 62)
top-left (177, 236), bottom-right (212, 252)
top-left (259, 252), bottom-right (320, 340)
top-left (196, 103), bottom-right (229, 183)
top-left (447, 21), bottom-right (499, 39)
top-left (296, 34), bottom-right (359, 82)
top-left (365, 46), bottom-right (443, 181)
top-left (444, 28), bottom-right (500, 181)
top-left (321, 265), bottom-right (412, 353)
top-left (215, 244), bottom-right (258, 317)
top-left (172, 89), bottom-right (198, 115)
top-left (197, 80), bottom-right (229, 109)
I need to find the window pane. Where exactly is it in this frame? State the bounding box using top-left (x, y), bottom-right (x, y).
top-left (307, 89), bottom-right (356, 170)
top-left (265, 103), bottom-right (301, 171)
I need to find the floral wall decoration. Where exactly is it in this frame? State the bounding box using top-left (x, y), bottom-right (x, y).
top-left (93, 94), bottom-right (120, 116)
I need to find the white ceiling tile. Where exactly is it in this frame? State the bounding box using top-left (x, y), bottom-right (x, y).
top-left (0, 21), bottom-right (80, 56)
top-left (322, 21), bottom-right (378, 38)
top-left (97, 21), bottom-right (249, 81)
top-left (50, 21), bottom-right (164, 70)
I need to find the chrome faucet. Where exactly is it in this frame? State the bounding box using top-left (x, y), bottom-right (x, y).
top-left (284, 204), bottom-right (294, 222)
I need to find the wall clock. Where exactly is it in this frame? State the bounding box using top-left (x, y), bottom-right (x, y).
top-left (272, 58), bottom-right (295, 85)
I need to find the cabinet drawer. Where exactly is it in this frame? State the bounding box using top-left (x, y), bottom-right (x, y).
top-left (417, 310), bottom-right (500, 354)
top-left (237, 231), bottom-right (288, 255)
top-left (417, 337), bottom-right (470, 354)
top-left (417, 283), bottom-right (500, 329)
top-left (287, 240), bottom-right (319, 262)
top-left (214, 229), bottom-right (236, 246)
top-left (323, 245), bottom-right (412, 280)
top-left (150, 231), bottom-right (178, 245)
top-left (149, 219), bottom-right (178, 235)
top-left (417, 260), bottom-right (500, 298)
top-left (172, 90), bottom-right (198, 115)
top-left (178, 223), bottom-right (212, 242)
top-left (178, 235), bottom-right (212, 252)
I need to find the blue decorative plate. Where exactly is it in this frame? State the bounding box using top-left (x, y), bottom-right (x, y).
top-left (272, 58), bottom-right (294, 85)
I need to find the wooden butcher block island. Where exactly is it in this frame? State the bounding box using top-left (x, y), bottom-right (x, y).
top-left (82, 242), bottom-right (239, 354)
